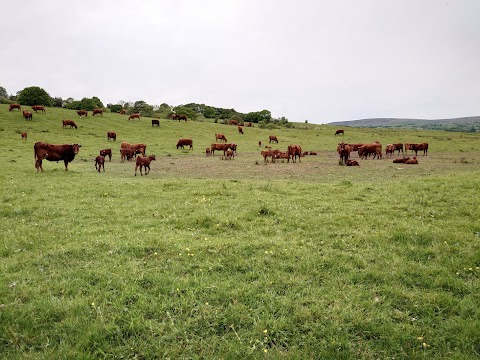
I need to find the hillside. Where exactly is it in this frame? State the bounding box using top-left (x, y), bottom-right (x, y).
top-left (328, 116), bottom-right (480, 132)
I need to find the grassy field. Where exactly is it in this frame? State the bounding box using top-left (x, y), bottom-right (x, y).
top-left (1, 105), bottom-right (479, 359)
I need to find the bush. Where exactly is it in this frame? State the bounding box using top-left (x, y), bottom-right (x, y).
top-left (16, 86), bottom-right (52, 106)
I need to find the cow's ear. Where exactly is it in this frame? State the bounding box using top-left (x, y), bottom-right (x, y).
top-left (78, 144), bottom-right (82, 147)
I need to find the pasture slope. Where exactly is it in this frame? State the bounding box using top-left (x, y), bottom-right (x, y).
top-left (0, 105), bottom-right (479, 359)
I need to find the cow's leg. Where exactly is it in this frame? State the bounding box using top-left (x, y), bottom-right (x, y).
top-left (64, 161), bottom-right (69, 171)
top-left (135, 165), bottom-right (138, 176)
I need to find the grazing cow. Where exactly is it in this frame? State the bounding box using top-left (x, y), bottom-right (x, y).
top-left (393, 157), bottom-right (410, 163)
top-left (120, 148), bottom-right (135, 162)
top-left (287, 144), bottom-right (302, 163)
top-left (385, 144), bottom-right (394, 158)
top-left (215, 133), bottom-right (227, 142)
top-left (21, 132), bottom-right (27, 140)
top-left (128, 113), bottom-right (140, 121)
top-left (62, 120), bottom-right (77, 129)
top-left (130, 143), bottom-right (147, 157)
top-left (269, 135), bottom-right (278, 143)
top-left (23, 110), bottom-right (33, 121)
top-left (9, 104), bottom-right (21, 111)
top-left (337, 142), bottom-right (351, 163)
top-left (261, 149), bottom-right (279, 163)
top-left (34, 142), bottom-right (81, 172)
top-left (92, 109), bottom-right (103, 116)
top-left (245, 122), bottom-right (252, 127)
top-left (404, 143), bottom-right (414, 154)
top-left (224, 149), bottom-right (235, 160)
top-left (95, 155), bottom-right (105, 172)
top-left (229, 119), bottom-right (238, 126)
top-left (405, 157), bottom-right (419, 164)
top-left (32, 105), bottom-right (46, 113)
top-left (238, 126), bottom-right (244, 134)
top-left (346, 160), bottom-right (360, 166)
top-left (135, 155), bottom-right (156, 176)
top-left (118, 109), bottom-right (126, 115)
top-left (411, 143), bottom-right (428, 156)
top-left (107, 131), bottom-right (117, 141)
top-left (152, 119), bottom-right (160, 127)
top-left (392, 143), bottom-right (403, 154)
top-left (358, 143), bottom-right (382, 159)
top-left (206, 148), bottom-right (211, 156)
top-left (100, 148), bottom-right (112, 162)
top-left (77, 110), bottom-right (88, 117)
top-left (176, 138), bottom-right (193, 149)
top-left (177, 115), bottom-right (187, 121)
top-left (335, 129), bottom-right (344, 135)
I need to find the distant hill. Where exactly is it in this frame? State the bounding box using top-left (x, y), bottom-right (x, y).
top-left (328, 116), bottom-right (480, 132)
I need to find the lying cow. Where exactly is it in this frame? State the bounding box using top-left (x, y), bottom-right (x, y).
top-left (95, 155), bottom-right (105, 172)
top-left (346, 160), bottom-right (359, 166)
top-left (405, 157), bottom-right (419, 164)
top-left (34, 142), bottom-right (81, 172)
top-left (392, 157), bottom-right (410, 163)
top-left (135, 155), bottom-right (156, 176)
top-left (100, 148), bottom-right (112, 162)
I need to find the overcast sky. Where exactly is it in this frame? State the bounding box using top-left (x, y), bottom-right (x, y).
top-left (1, 0), bottom-right (479, 123)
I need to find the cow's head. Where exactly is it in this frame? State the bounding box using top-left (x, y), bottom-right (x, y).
top-left (72, 144), bottom-right (81, 154)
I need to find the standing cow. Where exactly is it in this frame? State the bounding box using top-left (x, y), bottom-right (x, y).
top-left (95, 156), bottom-right (105, 172)
top-left (34, 142), bottom-right (81, 172)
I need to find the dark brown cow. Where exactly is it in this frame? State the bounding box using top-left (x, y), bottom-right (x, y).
top-left (392, 143), bottom-right (403, 154)
top-left (346, 160), bottom-right (360, 166)
top-left (177, 115), bottom-right (187, 121)
top-left (245, 122), bottom-right (252, 127)
top-left (100, 148), bottom-right (112, 162)
top-left (34, 142), bottom-right (81, 172)
top-left (9, 104), bottom-right (21, 111)
top-left (135, 155), bottom-right (156, 176)
top-left (215, 133), bottom-right (227, 142)
top-left (238, 126), bottom-right (244, 134)
top-left (393, 157), bottom-right (410, 163)
top-left (120, 148), bottom-right (135, 162)
top-left (107, 131), bottom-right (117, 141)
top-left (170, 113), bottom-right (177, 120)
top-left (405, 157), bottom-right (419, 164)
top-left (337, 142), bottom-right (351, 163)
top-left (269, 135), bottom-right (278, 143)
top-left (335, 129), bottom-right (344, 135)
top-left (77, 110), bottom-right (88, 117)
top-left (32, 105), bottom-right (46, 113)
top-left (152, 119), bottom-right (160, 127)
top-left (128, 113), bottom-right (140, 121)
top-left (176, 138), bottom-right (193, 149)
top-left (358, 143), bottom-right (382, 159)
top-left (92, 109), bottom-right (103, 116)
top-left (287, 144), bottom-right (302, 163)
top-left (23, 110), bottom-right (33, 121)
top-left (21, 132), bottom-right (27, 140)
top-left (385, 144), bottom-right (394, 158)
top-left (62, 120), bottom-right (77, 129)
top-left (258, 141), bottom-right (262, 147)
top-left (95, 155), bottom-right (105, 172)
top-left (118, 109), bottom-right (126, 115)
top-left (206, 148), bottom-right (211, 156)
top-left (229, 119), bottom-right (238, 125)
top-left (411, 143), bottom-right (428, 156)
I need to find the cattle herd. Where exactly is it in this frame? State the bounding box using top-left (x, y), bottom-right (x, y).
top-left (10, 105), bottom-right (430, 175)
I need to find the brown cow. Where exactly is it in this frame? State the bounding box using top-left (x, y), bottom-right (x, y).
top-left (205, 148), bottom-right (211, 156)
top-left (120, 148), bottom-right (135, 162)
top-left (405, 157), bottom-right (419, 164)
top-left (287, 144), bottom-right (302, 163)
top-left (92, 109), bottom-right (103, 116)
top-left (261, 149), bottom-right (279, 163)
top-left (258, 141), bottom-right (262, 147)
top-left (392, 143), bottom-right (403, 154)
top-left (34, 142), bottom-right (81, 172)
top-left (152, 119), bottom-right (160, 127)
top-left (411, 143), bottom-right (428, 156)
top-left (23, 110), bottom-right (33, 121)
top-left (385, 144), bottom-right (394, 158)
top-left (245, 122), bottom-right (252, 127)
top-left (393, 157), bottom-right (410, 163)
top-left (176, 138), bottom-right (193, 149)
top-left (358, 143), bottom-right (382, 159)
top-left (62, 120), bottom-right (77, 129)
top-left (118, 109), bottom-right (126, 115)
top-left (77, 110), bottom-right (88, 117)
top-left (107, 131), bottom-right (117, 141)
top-left (9, 104), bottom-right (21, 111)
top-left (120, 141), bottom-right (131, 149)
top-left (275, 151), bottom-right (290, 160)
top-left (229, 119), bottom-right (238, 126)
top-left (346, 143), bottom-right (364, 153)
top-left (238, 126), bottom-right (244, 134)
top-left (346, 159), bottom-right (360, 166)
top-left (210, 143), bottom-right (228, 156)
top-left (404, 143), bottom-right (414, 154)
top-left (335, 129), bottom-right (344, 135)
top-left (131, 143), bottom-right (147, 157)
top-left (269, 135), bottom-right (278, 143)
top-left (135, 155), bottom-right (156, 176)
top-left (21, 132), bottom-right (27, 140)
top-left (224, 149), bottom-right (235, 160)
top-left (337, 142), bottom-right (351, 163)
top-left (177, 115), bottom-right (187, 121)
top-left (95, 155), bottom-right (105, 172)
top-left (100, 148), bottom-right (112, 162)
top-left (32, 105), bottom-right (46, 113)
top-left (128, 113), bottom-right (140, 121)
top-left (215, 133), bottom-right (227, 142)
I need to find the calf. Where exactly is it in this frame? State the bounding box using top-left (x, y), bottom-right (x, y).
top-left (335, 129), bottom-right (344, 135)
top-left (392, 157), bottom-right (410, 163)
top-left (238, 126), bottom-right (243, 134)
top-left (62, 120), bottom-right (77, 129)
top-left (269, 135), bottom-right (278, 143)
top-left (120, 148), bottom-right (135, 162)
top-left (100, 148), bottom-right (112, 162)
top-left (405, 157), bottom-right (419, 164)
top-left (135, 155), bottom-right (156, 176)
top-left (346, 160), bottom-right (359, 166)
top-left (206, 148), bottom-right (211, 156)
top-left (152, 119), bottom-right (160, 127)
top-left (107, 131), bottom-right (117, 141)
top-left (23, 110), bottom-right (32, 121)
top-left (224, 149), bottom-right (235, 160)
top-left (21, 132), bottom-right (27, 140)
top-left (95, 155), bottom-right (105, 172)
top-left (215, 133), bottom-right (227, 142)
top-left (258, 141), bottom-right (262, 148)
top-left (385, 144), bottom-right (394, 158)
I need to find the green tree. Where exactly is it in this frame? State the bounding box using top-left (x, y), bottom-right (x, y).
top-left (16, 86), bottom-right (52, 106)
top-left (173, 106), bottom-right (198, 120)
top-left (131, 100), bottom-right (154, 117)
top-left (0, 86), bottom-right (8, 98)
top-left (52, 97), bottom-right (63, 107)
top-left (244, 110), bottom-right (272, 123)
top-left (109, 104), bottom-right (123, 113)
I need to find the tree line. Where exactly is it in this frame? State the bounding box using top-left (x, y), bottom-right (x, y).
top-left (0, 85), bottom-right (290, 126)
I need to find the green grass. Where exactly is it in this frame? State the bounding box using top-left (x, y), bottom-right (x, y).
top-left (0, 104), bottom-right (479, 358)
